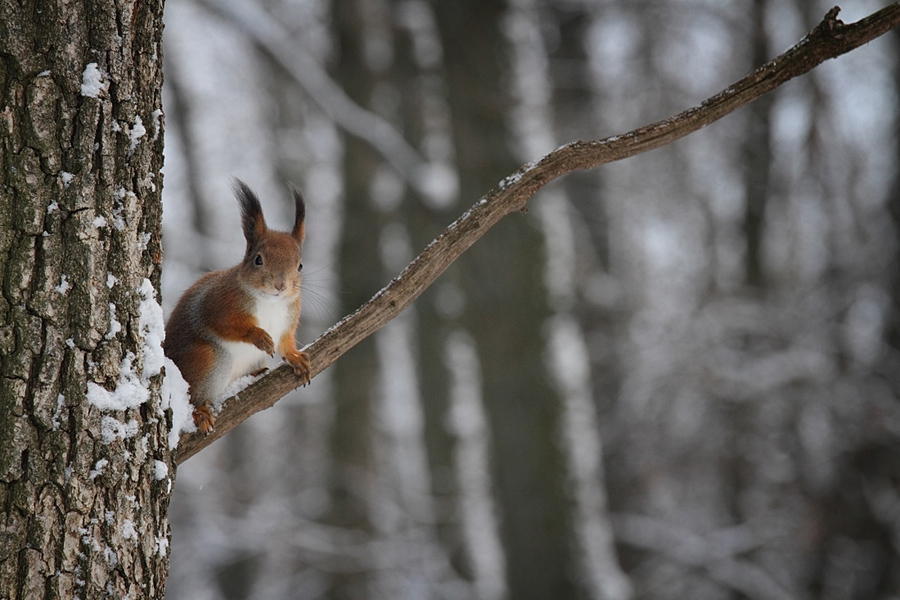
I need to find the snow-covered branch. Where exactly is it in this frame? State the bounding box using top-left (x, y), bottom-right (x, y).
top-left (175, 4), bottom-right (900, 464)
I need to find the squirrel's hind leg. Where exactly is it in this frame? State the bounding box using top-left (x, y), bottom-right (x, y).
top-left (183, 341), bottom-right (230, 434)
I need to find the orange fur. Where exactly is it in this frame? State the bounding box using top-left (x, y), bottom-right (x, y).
top-left (164, 181), bottom-right (310, 433)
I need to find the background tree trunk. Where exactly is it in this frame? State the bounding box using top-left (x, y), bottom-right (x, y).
top-left (434, 2), bottom-right (580, 598)
top-left (0, 2), bottom-right (168, 598)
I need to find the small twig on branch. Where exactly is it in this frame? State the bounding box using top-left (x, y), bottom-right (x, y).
top-left (175, 4), bottom-right (900, 464)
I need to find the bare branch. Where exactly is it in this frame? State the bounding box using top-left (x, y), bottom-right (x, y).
top-left (610, 513), bottom-right (793, 600)
top-left (199, 0), bottom-right (432, 192)
top-left (175, 4), bottom-right (900, 464)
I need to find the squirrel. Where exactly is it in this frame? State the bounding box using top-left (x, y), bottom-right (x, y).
top-left (163, 180), bottom-right (311, 433)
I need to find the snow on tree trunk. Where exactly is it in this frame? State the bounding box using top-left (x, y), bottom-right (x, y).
top-left (0, 2), bottom-right (169, 598)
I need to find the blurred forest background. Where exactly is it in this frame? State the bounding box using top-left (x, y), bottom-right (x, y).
top-left (159, 0), bottom-right (900, 598)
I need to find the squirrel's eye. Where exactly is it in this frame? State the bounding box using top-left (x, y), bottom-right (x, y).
top-left (297, 262), bottom-right (304, 272)
top-left (254, 254), bottom-right (263, 266)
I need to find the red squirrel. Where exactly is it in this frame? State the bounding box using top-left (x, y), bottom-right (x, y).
top-left (164, 180), bottom-right (311, 433)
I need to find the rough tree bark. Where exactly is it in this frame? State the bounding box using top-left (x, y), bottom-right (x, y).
top-left (0, 2), bottom-right (168, 599)
top-left (176, 4), bottom-right (900, 463)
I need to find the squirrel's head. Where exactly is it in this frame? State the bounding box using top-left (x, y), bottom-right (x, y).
top-left (233, 179), bottom-right (305, 298)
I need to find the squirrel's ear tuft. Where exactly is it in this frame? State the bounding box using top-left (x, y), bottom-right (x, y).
top-left (290, 184), bottom-right (306, 246)
top-left (233, 179), bottom-right (267, 244)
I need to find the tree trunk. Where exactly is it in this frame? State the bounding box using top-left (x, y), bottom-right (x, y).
top-left (890, 30), bottom-right (900, 355)
top-left (0, 2), bottom-right (169, 598)
top-left (742, 0), bottom-right (774, 288)
top-left (433, 2), bottom-right (580, 598)
top-left (324, 2), bottom-right (383, 597)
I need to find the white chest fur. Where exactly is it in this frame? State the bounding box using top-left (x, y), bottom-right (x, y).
top-left (220, 294), bottom-right (295, 384)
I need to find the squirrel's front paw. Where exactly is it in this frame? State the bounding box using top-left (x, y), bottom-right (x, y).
top-left (285, 350), bottom-right (311, 386)
top-left (193, 403), bottom-right (216, 434)
top-left (249, 328), bottom-right (275, 355)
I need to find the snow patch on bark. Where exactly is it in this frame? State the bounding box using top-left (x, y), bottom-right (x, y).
top-left (80, 63), bottom-right (107, 97)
